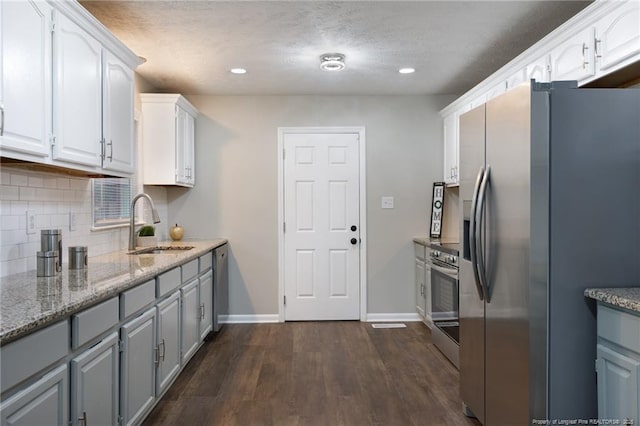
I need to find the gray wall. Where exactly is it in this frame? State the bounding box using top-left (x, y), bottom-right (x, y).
top-left (166, 95), bottom-right (453, 316)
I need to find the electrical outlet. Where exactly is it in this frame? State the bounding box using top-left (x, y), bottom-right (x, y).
top-left (69, 212), bottom-right (77, 231)
top-left (381, 196), bottom-right (394, 209)
top-left (26, 211), bottom-right (36, 234)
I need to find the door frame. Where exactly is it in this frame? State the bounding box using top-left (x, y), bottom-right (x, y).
top-left (277, 126), bottom-right (367, 322)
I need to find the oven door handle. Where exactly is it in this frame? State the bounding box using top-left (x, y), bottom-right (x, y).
top-left (475, 165), bottom-right (491, 303)
top-left (469, 166), bottom-right (485, 301)
top-left (430, 262), bottom-right (459, 280)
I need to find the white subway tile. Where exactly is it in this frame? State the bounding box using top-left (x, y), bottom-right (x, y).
top-left (69, 178), bottom-right (88, 190)
top-left (36, 214), bottom-right (51, 228)
top-left (1, 185), bottom-right (19, 201)
top-left (56, 177), bottom-right (70, 189)
top-left (1, 230), bottom-right (21, 245)
top-left (28, 201), bottom-right (43, 213)
top-left (0, 245), bottom-right (21, 261)
top-left (1, 215), bottom-right (20, 230)
top-left (10, 201), bottom-right (27, 215)
top-left (43, 177), bottom-right (57, 189)
top-left (0, 201), bottom-right (10, 215)
top-left (28, 176), bottom-right (44, 188)
top-left (19, 187), bottom-right (37, 201)
top-left (0, 258), bottom-right (29, 277)
top-left (43, 203), bottom-right (57, 214)
top-left (10, 173), bottom-right (28, 186)
top-left (1, 171), bottom-right (11, 185)
top-left (19, 242), bottom-right (39, 259)
top-left (63, 190), bottom-right (75, 202)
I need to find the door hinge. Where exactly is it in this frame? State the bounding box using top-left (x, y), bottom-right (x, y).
top-left (118, 339), bottom-right (124, 352)
top-left (283, 222), bottom-right (286, 233)
top-left (284, 295), bottom-right (286, 306)
top-left (595, 359), bottom-right (598, 373)
top-left (49, 134), bottom-right (56, 148)
top-left (50, 20), bottom-right (56, 34)
top-left (283, 149), bottom-right (285, 160)
top-left (117, 415), bottom-right (124, 425)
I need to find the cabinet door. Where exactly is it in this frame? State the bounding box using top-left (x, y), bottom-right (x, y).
top-left (102, 50), bottom-right (134, 174)
top-left (595, 0), bottom-right (640, 73)
top-left (52, 10), bottom-right (102, 167)
top-left (181, 279), bottom-right (200, 364)
top-left (185, 111), bottom-right (195, 185)
top-left (156, 291), bottom-right (181, 395)
top-left (70, 332), bottom-right (119, 426)
top-left (199, 271), bottom-right (213, 341)
top-left (121, 307), bottom-right (156, 426)
top-left (0, 1), bottom-right (52, 159)
top-left (0, 364), bottom-right (68, 425)
top-left (526, 54), bottom-right (550, 83)
top-left (175, 106), bottom-right (189, 185)
top-left (415, 259), bottom-right (426, 318)
top-left (549, 27), bottom-right (596, 82)
top-left (443, 113), bottom-right (458, 185)
top-left (596, 344), bottom-right (640, 423)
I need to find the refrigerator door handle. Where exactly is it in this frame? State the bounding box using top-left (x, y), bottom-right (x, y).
top-left (475, 165), bottom-right (491, 303)
top-left (469, 166), bottom-right (485, 300)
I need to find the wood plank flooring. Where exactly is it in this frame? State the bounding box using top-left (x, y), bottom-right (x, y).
top-left (143, 322), bottom-right (481, 426)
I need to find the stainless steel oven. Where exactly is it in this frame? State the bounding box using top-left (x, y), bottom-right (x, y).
top-left (428, 246), bottom-right (459, 368)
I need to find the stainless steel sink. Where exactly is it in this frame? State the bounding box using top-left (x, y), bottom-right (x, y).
top-left (128, 245), bottom-right (195, 255)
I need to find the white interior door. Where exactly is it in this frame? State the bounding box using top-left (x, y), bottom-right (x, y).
top-left (283, 132), bottom-right (360, 320)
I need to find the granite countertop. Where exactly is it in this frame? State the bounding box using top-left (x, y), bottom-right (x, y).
top-left (584, 287), bottom-right (640, 313)
top-left (0, 239), bottom-right (227, 345)
top-left (413, 236), bottom-right (460, 256)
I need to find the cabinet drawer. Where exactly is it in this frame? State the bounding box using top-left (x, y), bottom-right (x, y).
top-left (0, 321), bottom-right (69, 392)
top-left (598, 304), bottom-right (640, 354)
top-left (120, 279), bottom-right (156, 320)
top-left (72, 297), bottom-right (119, 349)
top-left (199, 252), bottom-right (212, 274)
top-left (157, 267), bottom-right (181, 298)
top-left (182, 259), bottom-right (199, 283)
top-left (414, 243), bottom-right (426, 261)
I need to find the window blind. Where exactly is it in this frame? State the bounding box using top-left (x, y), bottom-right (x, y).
top-left (91, 177), bottom-right (133, 228)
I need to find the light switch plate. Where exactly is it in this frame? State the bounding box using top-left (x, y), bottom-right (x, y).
top-left (26, 211), bottom-right (36, 234)
top-left (381, 196), bottom-right (394, 209)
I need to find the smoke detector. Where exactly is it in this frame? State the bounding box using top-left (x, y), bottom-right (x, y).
top-left (320, 53), bottom-right (346, 72)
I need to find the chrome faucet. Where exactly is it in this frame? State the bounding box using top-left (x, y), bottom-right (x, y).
top-left (129, 193), bottom-right (161, 251)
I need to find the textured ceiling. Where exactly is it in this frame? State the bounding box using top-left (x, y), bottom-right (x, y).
top-left (81, 1), bottom-right (591, 96)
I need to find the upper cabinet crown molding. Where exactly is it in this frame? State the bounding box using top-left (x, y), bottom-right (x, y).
top-left (48, 0), bottom-right (143, 70)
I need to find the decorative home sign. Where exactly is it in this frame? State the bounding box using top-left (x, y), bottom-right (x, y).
top-left (430, 182), bottom-right (445, 238)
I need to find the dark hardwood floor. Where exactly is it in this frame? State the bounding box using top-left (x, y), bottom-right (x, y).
top-left (143, 322), bottom-right (481, 426)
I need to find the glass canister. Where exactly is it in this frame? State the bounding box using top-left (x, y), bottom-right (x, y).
top-left (69, 246), bottom-right (88, 270)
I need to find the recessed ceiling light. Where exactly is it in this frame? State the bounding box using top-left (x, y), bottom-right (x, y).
top-left (399, 68), bottom-right (416, 74)
top-left (320, 53), bottom-right (345, 72)
top-left (230, 68), bottom-right (247, 75)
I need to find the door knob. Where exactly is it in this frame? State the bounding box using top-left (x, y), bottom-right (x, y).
top-left (351, 225), bottom-right (357, 232)
top-left (350, 238), bottom-right (358, 245)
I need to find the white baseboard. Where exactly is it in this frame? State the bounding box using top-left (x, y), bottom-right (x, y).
top-left (220, 314), bottom-right (280, 324)
top-left (366, 313), bottom-right (423, 322)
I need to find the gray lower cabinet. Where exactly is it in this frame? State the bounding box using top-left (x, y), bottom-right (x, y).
top-left (415, 258), bottom-right (426, 318)
top-left (70, 332), bottom-right (119, 426)
top-left (199, 270), bottom-right (213, 341)
top-left (0, 364), bottom-right (68, 425)
top-left (596, 304), bottom-right (640, 423)
top-left (121, 306), bottom-right (156, 426)
top-left (156, 291), bottom-right (181, 395)
top-left (181, 278), bottom-right (200, 364)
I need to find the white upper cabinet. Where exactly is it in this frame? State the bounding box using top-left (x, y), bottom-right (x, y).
top-left (550, 26), bottom-right (596, 82)
top-left (595, 0), bottom-right (640, 73)
top-left (0, 0), bottom-right (52, 160)
top-left (443, 113), bottom-right (458, 185)
top-left (102, 50), bottom-right (134, 174)
top-left (52, 10), bottom-right (103, 168)
top-left (141, 94), bottom-right (198, 187)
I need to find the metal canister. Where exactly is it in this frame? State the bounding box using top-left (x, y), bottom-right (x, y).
top-left (37, 251), bottom-right (59, 277)
top-left (69, 246), bottom-right (88, 270)
top-left (41, 229), bottom-right (62, 272)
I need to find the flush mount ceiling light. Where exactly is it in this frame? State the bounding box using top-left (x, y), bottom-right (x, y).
top-left (399, 67), bottom-right (416, 74)
top-left (320, 53), bottom-right (345, 72)
top-left (230, 68), bottom-right (247, 75)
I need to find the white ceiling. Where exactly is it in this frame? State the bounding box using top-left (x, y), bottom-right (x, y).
top-left (81, 1), bottom-right (591, 96)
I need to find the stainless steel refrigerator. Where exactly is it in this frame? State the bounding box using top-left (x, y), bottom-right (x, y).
top-left (459, 81), bottom-right (640, 425)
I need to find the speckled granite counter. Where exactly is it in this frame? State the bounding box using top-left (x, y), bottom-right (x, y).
top-left (0, 239), bottom-right (227, 345)
top-left (585, 287), bottom-right (640, 313)
top-left (413, 236), bottom-right (460, 256)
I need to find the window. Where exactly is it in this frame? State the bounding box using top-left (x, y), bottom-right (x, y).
top-left (91, 177), bottom-right (132, 229)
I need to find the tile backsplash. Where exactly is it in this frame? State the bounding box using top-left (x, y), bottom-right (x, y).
top-left (0, 165), bottom-right (168, 277)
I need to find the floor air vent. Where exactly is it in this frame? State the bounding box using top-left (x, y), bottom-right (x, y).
top-left (371, 323), bottom-right (407, 329)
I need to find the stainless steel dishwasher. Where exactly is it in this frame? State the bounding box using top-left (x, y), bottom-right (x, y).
top-left (213, 244), bottom-right (228, 332)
